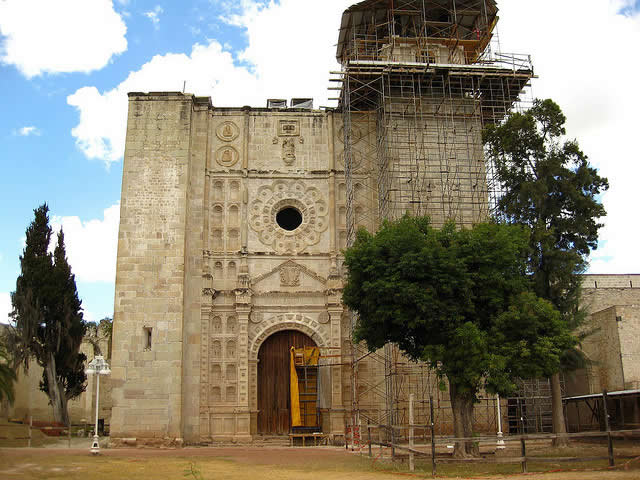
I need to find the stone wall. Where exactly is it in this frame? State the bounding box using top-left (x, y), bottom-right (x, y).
top-left (1, 324), bottom-right (112, 429)
top-left (110, 92), bottom-right (640, 445)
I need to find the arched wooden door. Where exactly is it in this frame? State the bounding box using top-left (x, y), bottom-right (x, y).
top-left (257, 330), bottom-right (316, 435)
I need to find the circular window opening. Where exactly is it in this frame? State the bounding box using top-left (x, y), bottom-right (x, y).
top-left (276, 207), bottom-right (303, 231)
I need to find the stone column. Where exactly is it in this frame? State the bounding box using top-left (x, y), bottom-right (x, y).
top-left (327, 259), bottom-right (344, 438)
top-left (328, 305), bottom-right (344, 436)
top-left (234, 273), bottom-right (252, 441)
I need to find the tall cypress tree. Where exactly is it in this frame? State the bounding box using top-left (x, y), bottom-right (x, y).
top-left (9, 204), bottom-right (87, 425)
top-left (483, 99), bottom-right (608, 445)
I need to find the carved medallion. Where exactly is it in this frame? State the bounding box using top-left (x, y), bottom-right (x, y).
top-left (216, 146), bottom-right (239, 167)
top-left (216, 121), bottom-right (239, 142)
top-left (249, 180), bottom-right (329, 254)
top-left (282, 139), bottom-right (296, 165)
top-left (280, 265), bottom-right (301, 287)
top-left (318, 312), bottom-right (330, 324)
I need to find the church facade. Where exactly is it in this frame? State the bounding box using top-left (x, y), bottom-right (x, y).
top-left (109, 96), bottom-right (377, 443)
top-left (109, 0), bottom-right (534, 445)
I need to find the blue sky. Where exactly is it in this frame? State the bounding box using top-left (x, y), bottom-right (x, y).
top-left (1, 0), bottom-right (639, 324)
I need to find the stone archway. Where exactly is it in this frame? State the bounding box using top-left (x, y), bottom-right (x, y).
top-left (257, 330), bottom-right (316, 435)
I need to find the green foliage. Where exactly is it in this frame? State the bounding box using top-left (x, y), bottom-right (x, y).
top-left (483, 99), bottom-right (608, 370)
top-left (0, 342), bottom-right (17, 403)
top-left (8, 204), bottom-right (87, 409)
top-left (183, 463), bottom-right (204, 480)
top-left (342, 216), bottom-right (575, 399)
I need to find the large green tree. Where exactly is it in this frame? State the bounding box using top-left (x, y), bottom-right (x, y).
top-left (342, 217), bottom-right (575, 457)
top-left (8, 204), bottom-right (87, 425)
top-left (483, 99), bottom-right (608, 445)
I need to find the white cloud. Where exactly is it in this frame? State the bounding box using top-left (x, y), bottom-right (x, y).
top-left (51, 204), bottom-right (120, 284)
top-left (15, 126), bottom-right (41, 137)
top-left (66, 0), bottom-right (640, 274)
top-left (0, 292), bottom-right (11, 325)
top-left (0, 0), bottom-right (127, 78)
top-left (144, 5), bottom-right (164, 28)
top-left (67, 0), bottom-right (350, 166)
top-left (68, 41), bottom-right (258, 165)
top-left (496, 0), bottom-right (640, 273)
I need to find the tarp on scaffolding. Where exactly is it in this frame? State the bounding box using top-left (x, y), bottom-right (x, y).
top-left (290, 347), bottom-right (302, 427)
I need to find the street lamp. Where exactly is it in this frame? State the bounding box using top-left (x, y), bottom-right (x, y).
top-left (496, 394), bottom-right (505, 450)
top-left (85, 355), bottom-right (111, 455)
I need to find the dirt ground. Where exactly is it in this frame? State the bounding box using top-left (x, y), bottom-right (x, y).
top-left (0, 444), bottom-right (639, 480)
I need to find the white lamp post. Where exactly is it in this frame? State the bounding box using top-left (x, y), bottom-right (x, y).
top-left (85, 355), bottom-right (111, 454)
top-left (496, 394), bottom-right (505, 450)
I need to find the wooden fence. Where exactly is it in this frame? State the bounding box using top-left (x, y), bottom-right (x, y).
top-left (346, 391), bottom-right (640, 476)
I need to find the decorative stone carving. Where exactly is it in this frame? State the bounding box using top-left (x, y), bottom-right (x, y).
top-left (249, 180), bottom-right (329, 254)
top-left (215, 121), bottom-right (239, 142)
top-left (202, 287), bottom-right (217, 299)
top-left (280, 264), bottom-right (301, 287)
top-left (282, 139), bottom-right (296, 165)
top-left (278, 119), bottom-right (299, 136)
top-left (216, 146), bottom-right (239, 167)
top-left (272, 137), bottom-right (279, 144)
top-left (248, 313), bottom-right (330, 360)
top-left (252, 260), bottom-right (327, 290)
top-left (318, 311), bottom-right (330, 324)
top-left (250, 312), bottom-right (263, 324)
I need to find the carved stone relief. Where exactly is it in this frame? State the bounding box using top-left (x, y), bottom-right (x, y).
top-left (318, 311), bottom-right (330, 324)
top-left (278, 119), bottom-right (300, 136)
top-left (216, 146), bottom-right (239, 167)
top-left (248, 313), bottom-right (331, 360)
top-left (282, 139), bottom-right (296, 165)
top-left (249, 180), bottom-right (329, 254)
top-left (216, 121), bottom-right (240, 142)
top-left (280, 264), bottom-right (301, 287)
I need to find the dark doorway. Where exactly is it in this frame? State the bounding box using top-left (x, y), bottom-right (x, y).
top-left (257, 329), bottom-right (316, 435)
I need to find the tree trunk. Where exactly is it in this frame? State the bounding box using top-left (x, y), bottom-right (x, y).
top-left (45, 352), bottom-right (69, 426)
top-left (551, 372), bottom-right (569, 447)
top-left (449, 383), bottom-right (479, 457)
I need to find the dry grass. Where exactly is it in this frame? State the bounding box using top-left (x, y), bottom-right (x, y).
top-left (0, 443), bottom-right (638, 480)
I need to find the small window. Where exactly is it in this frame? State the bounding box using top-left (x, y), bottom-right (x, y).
top-left (144, 327), bottom-right (152, 350)
top-left (276, 207), bottom-right (303, 231)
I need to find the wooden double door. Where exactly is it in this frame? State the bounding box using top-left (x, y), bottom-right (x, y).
top-left (257, 330), bottom-right (316, 435)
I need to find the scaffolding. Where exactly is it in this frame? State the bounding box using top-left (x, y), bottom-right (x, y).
top-left (332, 0), bottom-right (537, 440)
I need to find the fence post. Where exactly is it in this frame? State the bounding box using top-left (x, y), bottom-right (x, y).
top-left (28, 416), bottom-right (32, 448)
top-left (368, 426), bottom-right (372, 457)
top-left (391, 423), bottom-right (395, 461)
top-left (430, 395), bottom-right (436, 477)
top-left (68, 420), bottom-right (71, 448)
top-left (345, 425), bottom-right (349, 450)
top-left (409, 394), bottom-right (415, 472)
top-left (602, 390), bottom-right (615, 467)
top-left (520, 417), bottom-right (527, 473)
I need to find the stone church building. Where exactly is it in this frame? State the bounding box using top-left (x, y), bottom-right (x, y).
top-left (106, 0), bottom-right (638, 446)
